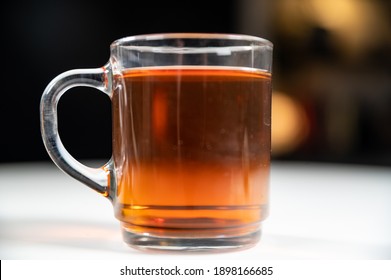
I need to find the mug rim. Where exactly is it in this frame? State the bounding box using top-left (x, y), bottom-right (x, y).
top-left (111, 33), bottom-right (273, 48)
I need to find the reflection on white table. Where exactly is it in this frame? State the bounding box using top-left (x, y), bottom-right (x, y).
top-left (0, 161), bottom-right (390, 259)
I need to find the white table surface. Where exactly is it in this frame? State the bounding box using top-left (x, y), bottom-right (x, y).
top-left (1, 161), bottom-right (390, 260)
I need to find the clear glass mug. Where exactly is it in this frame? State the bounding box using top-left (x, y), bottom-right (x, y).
top-left (40, 33), bottom-right (273, 251)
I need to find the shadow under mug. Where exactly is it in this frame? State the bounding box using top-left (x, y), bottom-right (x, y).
top-left (40, 33), bottom-right (273, 252)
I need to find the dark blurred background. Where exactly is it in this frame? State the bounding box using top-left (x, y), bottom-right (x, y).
top-left (1, 0), bottom-right (391, 166)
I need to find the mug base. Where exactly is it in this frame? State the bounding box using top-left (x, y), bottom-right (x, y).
top-left (121, 224), bottom-right (261, 252)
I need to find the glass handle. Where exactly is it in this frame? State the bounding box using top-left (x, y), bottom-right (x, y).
top-left (40, 65), bottom-right (112, 196)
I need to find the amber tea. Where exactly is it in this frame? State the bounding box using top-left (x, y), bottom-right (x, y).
top-left (112, 66), bottom-right (271, 238)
